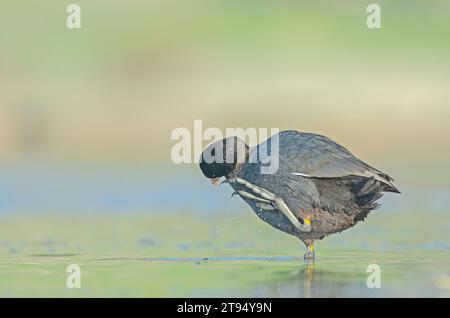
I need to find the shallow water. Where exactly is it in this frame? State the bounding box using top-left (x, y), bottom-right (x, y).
top-left (0, 164), bottom-right (449, 297)
top-left (0, 212), bottom-right (449, 297)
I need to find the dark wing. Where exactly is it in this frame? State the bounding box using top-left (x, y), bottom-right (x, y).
top-left (276, 131), bottom-right (399, 193)
top-left (242, 164), bottom-right (321, 208)
top-left (235, 162), bottom-right (321, 230)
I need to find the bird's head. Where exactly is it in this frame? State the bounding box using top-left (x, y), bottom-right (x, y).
top-left (199, 136), bottom-right (248, 185)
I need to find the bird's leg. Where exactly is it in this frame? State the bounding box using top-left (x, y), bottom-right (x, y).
top-left (255, 202), bottom-right (276, 210)
top-left (235, 177), bottom-right (311, 233)
top-left (236, 190), bottom-right (275, 210)
top-left (304, 211), bottom-right (314, 234)
top-left (304, 240), bottom-right (315, 263)
top-left (236, 190), bottom-right (271, 203)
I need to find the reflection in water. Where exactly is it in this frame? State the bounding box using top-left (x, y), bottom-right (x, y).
top-left (303, 263), bottom-right (314, 298)
top-left (257, 262), bottom-right (374, 298)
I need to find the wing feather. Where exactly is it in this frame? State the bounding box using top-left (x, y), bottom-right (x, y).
top-left (271, 131), bottom-right (399, 192)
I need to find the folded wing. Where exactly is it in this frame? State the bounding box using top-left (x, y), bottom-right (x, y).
top-left (276, 131), bottom-right (399, 193)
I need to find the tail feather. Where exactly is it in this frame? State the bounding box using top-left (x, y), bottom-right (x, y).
top-left (312, 175), bottom-right (399, 222)
top-left (352, 177), bottom-right (386, 221)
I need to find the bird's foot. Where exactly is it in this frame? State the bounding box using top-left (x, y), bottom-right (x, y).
top-left (303, 243), bottom-right (315, 263)
top-left (255, 202), bottom-right (276, 210)
top-left (235, 177), bottom-right (312, 233)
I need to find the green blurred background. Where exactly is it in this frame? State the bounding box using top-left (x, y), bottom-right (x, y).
top-left (0, 1), bottom-right (449, 297)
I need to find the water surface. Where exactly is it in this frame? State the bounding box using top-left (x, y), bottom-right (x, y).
top-left (0, 164), bottom-right (449, 297)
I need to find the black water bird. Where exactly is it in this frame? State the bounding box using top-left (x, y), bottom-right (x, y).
top-left (199, 131), bottom-right (400, 260)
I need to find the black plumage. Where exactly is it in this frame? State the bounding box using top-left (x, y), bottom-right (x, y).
top-left (199, 130), bottom-right (400, 259)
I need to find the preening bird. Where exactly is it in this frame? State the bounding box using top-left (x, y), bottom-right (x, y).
top-left (199, 130), bottom-right (400, 261)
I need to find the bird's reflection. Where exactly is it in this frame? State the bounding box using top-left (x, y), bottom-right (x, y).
top-left (257, 259), bottom-right (366, 298)
top-left (303, 262), bottom-right (314, 298)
